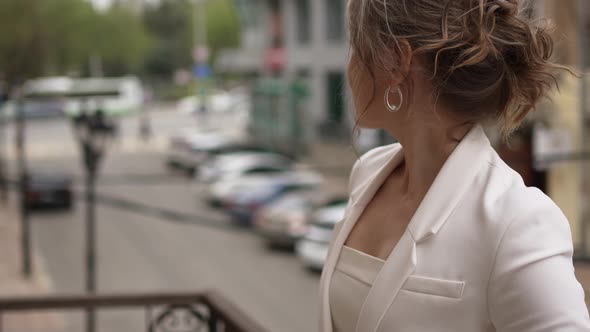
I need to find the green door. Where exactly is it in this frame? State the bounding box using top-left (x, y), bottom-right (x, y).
top-left (327, 71), bottom-right (345, 123)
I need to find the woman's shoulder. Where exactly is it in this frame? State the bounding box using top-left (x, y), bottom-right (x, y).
top-left (481, 160), bottom-right (573, 259)
top-left (483, 151), bottom-right (570, 237)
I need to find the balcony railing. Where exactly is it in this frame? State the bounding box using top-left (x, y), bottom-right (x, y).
top-left (0, 290), bottom-right (268, 332)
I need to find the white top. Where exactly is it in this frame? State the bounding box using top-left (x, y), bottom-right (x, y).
top-left (319, 125), bottom-right (590, 332)
top-left (330, 246), bottom-right (385, 332)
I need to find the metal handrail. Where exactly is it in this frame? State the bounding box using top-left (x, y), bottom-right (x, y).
top-left (0, 290), bottom-right (268, 332)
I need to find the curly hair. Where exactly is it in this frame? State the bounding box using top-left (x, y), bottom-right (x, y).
top-left (348, 0), bottom-right (564, 137)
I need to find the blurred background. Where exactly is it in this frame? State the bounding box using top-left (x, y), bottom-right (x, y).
top-left (0, 0), bottom-right (590, 331)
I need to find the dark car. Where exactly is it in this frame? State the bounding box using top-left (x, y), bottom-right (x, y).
top-left (26, 172), bottom-right (73, 210)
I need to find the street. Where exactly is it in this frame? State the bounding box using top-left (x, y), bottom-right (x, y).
top-left (9, 109), bottom-right (323, 332)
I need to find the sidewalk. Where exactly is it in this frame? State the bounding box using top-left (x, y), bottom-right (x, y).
top-left (0, 198), bottom-right (63, 331)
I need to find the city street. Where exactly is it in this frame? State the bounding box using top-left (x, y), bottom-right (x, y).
top-left (8, 109), bottom-right (323, 332)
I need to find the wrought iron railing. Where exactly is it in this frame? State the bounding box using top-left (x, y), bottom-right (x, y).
top-left (0, 290), bottom-right (268, 332)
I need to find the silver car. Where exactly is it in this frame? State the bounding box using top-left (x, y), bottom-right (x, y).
top-left (296, 199), bottom-right (348, 271)
top-left (197, 152), bottom-right (293, 183)
top-left (166, 130), bottom-right (230, 171)
top-left (254, 191), bottom-right (331, 247)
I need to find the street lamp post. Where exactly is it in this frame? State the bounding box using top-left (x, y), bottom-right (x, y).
top-left (71, 105), bottom-right (116, 332)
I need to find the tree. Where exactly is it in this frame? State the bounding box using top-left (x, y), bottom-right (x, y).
top-left (142, 0), bottom-right (194, 79)
top-left (93, 6), bottom-right (151, 76)
top-left (142, 0), bottom-right (240, 80)
top-left (0, 0), bottom-right (150, 89)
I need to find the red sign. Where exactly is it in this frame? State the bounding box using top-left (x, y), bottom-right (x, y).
top-left (265, 48), bottom-right (285, 72)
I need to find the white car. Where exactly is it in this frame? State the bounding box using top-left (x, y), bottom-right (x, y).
top-left (197, 152), bottom-right (293, 183)
top-left (177, 90), bottom-right (249, 115)
top-left (296, 200), bottom-right (348, 271)
top-left (166, 130), bottom-right (232, 171)
top-left (204, 170), bottom-right (323, 209)
top-left (204, 175), bottom-right (278, 207)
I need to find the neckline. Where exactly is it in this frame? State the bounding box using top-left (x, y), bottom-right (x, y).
top-left (343, 245), bottom-right (386, 264)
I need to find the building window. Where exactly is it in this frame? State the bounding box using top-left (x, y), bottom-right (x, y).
top-left (295, 0), bottom-right (311, 44)
top-left (326, 0), bottom-right (344, 41)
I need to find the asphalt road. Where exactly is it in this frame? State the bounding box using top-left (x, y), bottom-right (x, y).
top-left (13, 110), bottom-right (322, 332)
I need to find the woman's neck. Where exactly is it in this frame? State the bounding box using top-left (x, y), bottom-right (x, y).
top-left (386, 119), bottom-right (472, 200)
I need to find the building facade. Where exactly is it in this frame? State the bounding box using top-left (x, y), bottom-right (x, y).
top-left (220, 0), bottom-right (379, 148)
top-left (281, 0), bottom-right (351, 140)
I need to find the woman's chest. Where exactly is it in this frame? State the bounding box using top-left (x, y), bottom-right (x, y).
top-left (330, 208), bottom-right (499, 332)
top-left (344, 191), bottom-right (419, 261)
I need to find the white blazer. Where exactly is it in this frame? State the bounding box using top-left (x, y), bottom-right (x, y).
top-left (319, 125), bottom-right (590, 332)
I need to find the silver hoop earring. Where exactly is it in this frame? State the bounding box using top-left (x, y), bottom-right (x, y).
top-left (384, 86), bottom-right (403, 113)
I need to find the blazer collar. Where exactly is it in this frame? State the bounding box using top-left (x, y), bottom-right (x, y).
top-left (320, 125), bottom-right (492, 332)
top-left (407, 124), bottom-right (492, 242)
top-left (349, 125), bottom-right (491, 242)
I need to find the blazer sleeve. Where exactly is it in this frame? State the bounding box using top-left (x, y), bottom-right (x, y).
top-left (488, 191), bottom-right (590, 332)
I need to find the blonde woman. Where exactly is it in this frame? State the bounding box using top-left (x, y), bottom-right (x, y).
top-left (319, 0), bottom-right (590, 331)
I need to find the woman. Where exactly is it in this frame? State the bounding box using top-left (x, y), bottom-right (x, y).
top-left (319, 0), bottom-right (590, 331)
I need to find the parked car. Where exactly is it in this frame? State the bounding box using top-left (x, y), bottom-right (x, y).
top-left (296, 199), bottom-right (348, 271)
top-left (166, 130), bottom-right (231, 171)
top-left (254, 191), bottom-right (341, 248)
top-left (205, 175), bottom-right (276, 208)
top-left (177, 90), bottom-right (248, 115)
top-left (26, 172), bottom-right (74, 210)
top-left (197, 152), bottom-right (293, 183)
top-left (167, 130), bottom-right (278, 174)
top-left (216, 171), bottom-right (324, 226)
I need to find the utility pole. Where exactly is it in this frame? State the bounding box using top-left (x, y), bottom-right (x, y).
top-left (578, 0), bottom-right (588, 255)
top-left (192, 0), bottom-right (210, 125)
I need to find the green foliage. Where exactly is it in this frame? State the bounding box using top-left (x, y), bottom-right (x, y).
top-left (142, 0), bottom-right (194, 79)
top-left (0, 0), bottom-right (150, 85)
top-left (142, 0), bottom-right (241, 80)
top-left (95, 6), bottom-right (151, 75)
top-left (0, 0), bottom-right (240, 86)
top-left (205, 0), bottom-right (240, 52)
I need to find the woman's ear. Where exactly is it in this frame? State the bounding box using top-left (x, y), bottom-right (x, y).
top-left (389, 39), bottom-right (413, 87)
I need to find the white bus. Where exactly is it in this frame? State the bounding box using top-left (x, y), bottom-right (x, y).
top-left (65, 76), bottom-right (144, 116)
top-left (1, 76), bottom-right (144, 118)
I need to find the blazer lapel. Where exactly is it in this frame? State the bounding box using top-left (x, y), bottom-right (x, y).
top-left (355, 125), bottom-right (493, 332)
top-left (320, 144), bottom-right (404, 332)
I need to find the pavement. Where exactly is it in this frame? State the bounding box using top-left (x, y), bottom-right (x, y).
top-left (0, 197), bottom-right (64, 332)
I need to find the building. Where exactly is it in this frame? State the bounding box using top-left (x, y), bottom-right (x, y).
top-left (281, 0), bottom-right (351, 141)
top-left (216, 0), bottom-right (273, 76)
top-left (539, 0), bottom-right (590, 253)
top-left (219, 0), bottom-right (384, 152)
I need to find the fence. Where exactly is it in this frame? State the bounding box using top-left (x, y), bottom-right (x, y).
top-left (0, 291), bottom-right (268, 332)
